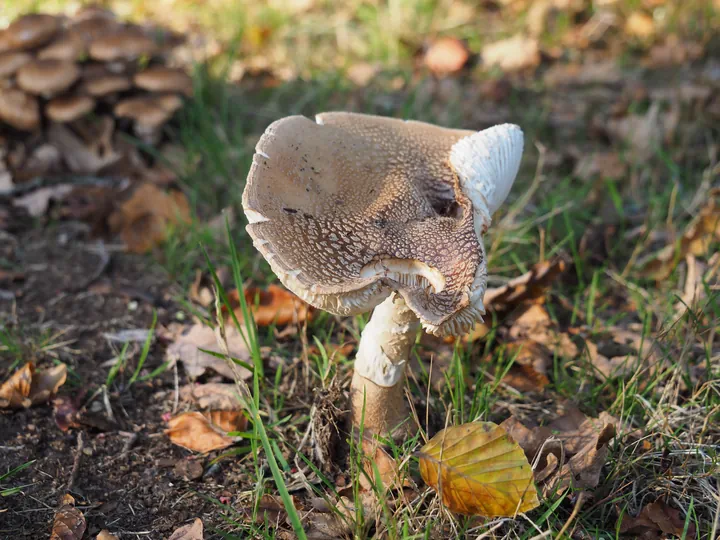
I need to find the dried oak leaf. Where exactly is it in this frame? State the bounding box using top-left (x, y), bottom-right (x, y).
top-left (168, 518), bottom-right (204, 540)
top-left (167, 322), bottom-right (252, 380)
top-left (108, 183), bottom-right (191, 253)
top-left (226, 284), bottom-right (311, 327)
top-left (166, 410), bottom-right (247, 453)
top-left (0, 362), bottom-right (67, 409)
top-left (619, 500), bottom-right (696, 539)
top-left (50, 494), bottom-right (86, 540)
top-left (418, 422), bottom-right (540, 516)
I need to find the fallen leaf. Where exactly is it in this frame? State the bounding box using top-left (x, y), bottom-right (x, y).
top-left (0, 362), bottom-right (67, 409)
top-left (501, 340), bottom-right (551, 391)
top-left (607, 101), bottom-right (678, 163)
top-left (96, 531), bottom-right (119, 540)
top-left (482, 34), bottom-right (539, 72)
top-left (108, 183), bottom-right (191, 253)
top-left (619, 500), bottom-right (696, 538)
top-left (53, 395), bottom-right (117, 432)
top-left (638, 189), bottom-right (720, 280)
top-left (573, 151), bottom-right (627, 181)
top-left (483, 257), bottom-right (567, 309)
top-left (226, 285), bottom-right (310, 327)
top-left (625, 11), bottom-right (655, 39)
top-left (166, 410), bottom-right (247, 453)
top-left (50, 494), bottom-right (86, 540)
top-left (417, 422), bottom-right (540, 516)
top-left (167, 322), bottom-right (252, 380)
top-left (168, 518), bottom-right (204, 540)
top-left (12, 185), bottom-right (73, 217)
top-left (47, 121), bottom-right (121, 174)
top-left (179, 382), bottom-right (241, 410)
top-left (360, 440), bottom-right (408, 492)
top-left (424, 37), bottom-right (469, 75)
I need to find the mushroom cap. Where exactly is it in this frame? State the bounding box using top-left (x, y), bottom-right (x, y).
top-left (46, 94), bottom-right (95, 122)
top-left (16, 59), bottom-right (80, 96)
top-left (69, 15), bottom-right (120, 43)
top-left (81, 72), bottom-right (132, 96)
top-left (0, 51), bottom-right (32, 78)
top-left (134, 67), bottom-right (193, 96)
top-left (89, 30), bottom-right (157, 61)
top-left (38, 31), bottom-right (88, 61)
top-left (0, 87), bottom-right (40, 130)
top-left (243, 112), bottom-right (496, 336)
top-left (3, 14), bottom-right (61, 51)
top-left (114, 94), bottom-right (182, 128)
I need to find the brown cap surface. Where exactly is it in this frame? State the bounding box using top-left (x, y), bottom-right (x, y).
top-left (242, 112), bottom-right (484, 336)
top-left (46, 94), bottom-right (95, 122)
top-left (3, 14), bottom-right (61, 51)
top-left (89, 30), bottom-right (157, 61)
top-left (0, 51), bottom-right (32, 78)
top-left (82, 72), bottom-right (131, 96)
top-left (114, 94), bottom-right (182, 127)
top-left (0, 87), bottom-right (40, 130)
top-left (134, 67), bottom-right (193, 96)
top-left (38, 31), bottom-right (87, 61)
top-left (16, 59), bottom-right (80, 96)
top-left (69, 15), bottom-right (120, 43)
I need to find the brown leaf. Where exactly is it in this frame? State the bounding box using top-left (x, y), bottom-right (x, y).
top-left (167, 322), bottom-right (252, 380)
top-left (573, 151), bottom-right (627, 181)
top-left (501, 340), bottom-right (551, 391)
top-left (619, 501), bottom-right (696, 538)
top-left (625, 11), bottom-right (655, 39)
top-left (166, 410), bottom-right (247, 453)
top-left (108, 183), bottom-right (191, 253)
top-left (482, 35), bottom-right (539, 72)
top-left (179, 382), bottom-right (241, 410)
top-left (639, 189), bottom-right (720, 279)
top-left (168, 518), bottom-right (204, 540)
top-left (12, 185), bottom-right (73, 217)
top-left (424, 37), bottom-right (469, 75)
top-left (483, 257), bottom-right (567, 310)
top-left (47, 120), bottom-right (121, 174)
top-left (226, 285), bottom-right (310, 327)
top-left (0, 362), bottom-right (67, 409)
top-left (359, 440), bottom-right (408, 493)
top-left (96, 531), bottom-right (119, 540)
top-left (607, 101), bottom-right (678, 164)
top-left (50, 494), bottom-right (86, 540)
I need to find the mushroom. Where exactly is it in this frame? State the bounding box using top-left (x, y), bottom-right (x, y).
top-left (46, 95), bottom-right (95, 123)
top-left (89, 29), bottom-right (157, 62)
top-left (134, 66), bottom-right (193, 97)
top-left (81, 72), bottom-right (132, 96)
top-left (114, 94), bottom-right (182, 143)
top-left (38, 31), bottom-right (88, 61)
top-left (0, 87), bottom-right (40, 131)
top-left (0, 51), bottom-right (32, 78)
top-left (16, 59), bottom-right (80, 97)
top-left (241, 112), bottom-right (523, 439)
top-left (2, 14), bottom-right (61, 51)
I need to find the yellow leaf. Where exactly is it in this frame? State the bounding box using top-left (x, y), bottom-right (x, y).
top-left (418, 422), bottom-right (540, 517)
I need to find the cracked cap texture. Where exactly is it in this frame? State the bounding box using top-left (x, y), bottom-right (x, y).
top-left (242, 112), bottom-right (494, 336)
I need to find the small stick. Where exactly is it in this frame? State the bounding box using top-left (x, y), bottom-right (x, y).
top-left (66, 432), bottom-right (84, 494)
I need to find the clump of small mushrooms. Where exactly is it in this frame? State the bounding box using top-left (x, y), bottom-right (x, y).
top-left (242, 112), bottom-right (523, 440)
top-left (0, 7), bottom-right (192, 194)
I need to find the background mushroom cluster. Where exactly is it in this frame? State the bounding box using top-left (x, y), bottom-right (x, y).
top-left (0, 6), bottom-right (193, 196)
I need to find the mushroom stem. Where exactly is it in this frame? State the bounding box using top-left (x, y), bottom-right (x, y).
top-left (350, 293), bottom-right (420, 439)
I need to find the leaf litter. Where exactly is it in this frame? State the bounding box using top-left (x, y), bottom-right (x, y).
top-left (0, 362), bottom-right (67, 409)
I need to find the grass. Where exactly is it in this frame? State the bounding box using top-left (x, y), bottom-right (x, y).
top-left (2, 0), bottom-right (719, 538)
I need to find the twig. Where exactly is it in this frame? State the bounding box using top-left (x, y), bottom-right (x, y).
top-left (555, 491), bottom-right (586, 539)
top-left (8, 174), bottom-right (129, 197)
top-left (66, 432), bottom-right (84, 494)
top-left (119, 431), bottom-right (139, 459)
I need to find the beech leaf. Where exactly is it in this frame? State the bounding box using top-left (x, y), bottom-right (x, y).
top-left (417, 422), bottom-right (540, 517)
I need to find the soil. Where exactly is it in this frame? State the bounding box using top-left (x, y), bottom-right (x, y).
top-left (0, 222), bottom-right (250, 539)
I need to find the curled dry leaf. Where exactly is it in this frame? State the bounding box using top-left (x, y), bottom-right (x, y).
top-left (359, 439), bottom-right (409, 493)
top-left (484, 257), bottom-right (567, 310)
top-left (166, 410), bottom-right (247, 453)
top-left (96, 531), bottom-right (119, 540)
top-left (619, 500), bottom-right (696, 539)
top-left (0, 362), bottom-right (67, 409)
top-left (108, 183), bottom-right (191, 253)
top-left (50, 494), bottom-right (86, 540)
top-left (417, 422), bottom-right (540, 517)
top-left (226, 284), bottom-right (310, 327)
top-left (167, 322), bottom-right (252, 381)
top-left (638, 188), bottom-right (720, 280)
top-left (501, 340), bottom-right (551, 392)
top-left (180, 382), bottom-right (241, 410)
top-left (168, 518), bottom-right (204, 540)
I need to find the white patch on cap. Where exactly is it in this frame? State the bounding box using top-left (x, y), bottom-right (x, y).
top-left (450, 123), bottom-right (524, 221)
